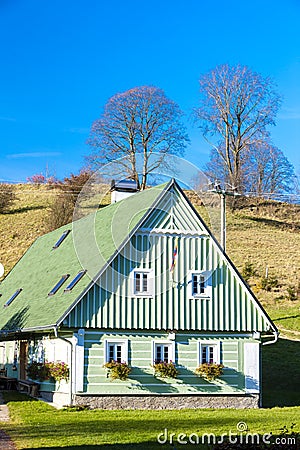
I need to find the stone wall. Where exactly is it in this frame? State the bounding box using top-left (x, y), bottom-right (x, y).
top-left (73, 394), bottom-right (260, 409)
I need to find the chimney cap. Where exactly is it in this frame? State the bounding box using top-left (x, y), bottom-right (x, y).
top-left (111, 179), bottom-right (139, 192)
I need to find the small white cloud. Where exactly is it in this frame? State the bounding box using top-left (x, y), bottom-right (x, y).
top-left (7, 152), bottom-right (62, 159)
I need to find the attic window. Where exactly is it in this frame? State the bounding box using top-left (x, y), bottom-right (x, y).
top-left (48, 275), bottom-right (70, 296)
top-left (4, 289), bottom-right (22, 307)
top-left (52, 230), bottom-right (71, 249)
top-left (190, 272), bottom-right (212, 298)
top-left (192, 274), bottom-right (205, 296)
top-left (64, 270), bottom-right (87, 292)
top-left (131, 269), bottom-right (153, 297)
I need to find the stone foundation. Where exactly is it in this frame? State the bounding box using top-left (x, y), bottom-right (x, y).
top-left (73, 394), bottom-right (260, 409)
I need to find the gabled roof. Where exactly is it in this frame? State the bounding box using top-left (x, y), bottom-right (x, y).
top-left (0, 182), bottom-right (168, 334)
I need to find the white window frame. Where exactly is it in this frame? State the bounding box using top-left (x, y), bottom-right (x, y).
top-left (104, 339), bottom-right (128, 364)
top-left (198, 341), bottom-right (221, 365)
top-left (152, 340), bottom-right (175, 364)
top-left (189, 271), bottom-right (212, 298)
top-left (131, 269), bottom-right (154, 297)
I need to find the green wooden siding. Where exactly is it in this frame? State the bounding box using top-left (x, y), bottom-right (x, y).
top-left (82, 331), bottom-right (252, 395)
top-left (65, 189), bottom-right (272, 332)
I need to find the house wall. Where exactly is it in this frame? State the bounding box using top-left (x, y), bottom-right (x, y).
top-left (80, 330), bottom-right (259, 396)
top-left (2, 341), bottom-right (17, 377)
top-left (0, 330), bottom-right (261, 409)
top-left (65, 232), bottom-right (269, 332)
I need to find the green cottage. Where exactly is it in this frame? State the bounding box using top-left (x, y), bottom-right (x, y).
top-left (0, 179), bottom-right (278, 408)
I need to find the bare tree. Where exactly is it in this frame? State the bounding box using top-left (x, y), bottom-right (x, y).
top-left (195, 64), bottom-right (282, 191)
top-left (243, 142), bottom-right (295, 196)
top-left (46, 171), bottom-right (92, 231)
top-left (87, 86), bottom-right (189, 189)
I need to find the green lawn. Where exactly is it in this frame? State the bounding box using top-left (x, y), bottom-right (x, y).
top-left (1, 391), bottom-right (299, 449)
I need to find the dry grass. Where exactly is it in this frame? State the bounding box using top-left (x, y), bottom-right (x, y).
top-left (0, 185), bottom-right (52, 274)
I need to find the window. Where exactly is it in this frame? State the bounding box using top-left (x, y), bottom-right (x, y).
top-left (152, 341), bottom-right (175, 364)
top-left (198, 341), bottom-right (220, 364)
top-left (132, 270), bottom-right (153, 296)
top-left (64, 270), bottom-right (87, 292)
top-left (52, 230), bottom-right (71, 249)
top-left (190, 272), bottom-right (212, 298)
top-left (4, 289), bottom-right (22, 307)
top-left (192, 274), bottom-right (205, 295)
top-left (48, 275), bottom-right (70, 296)
top-left (104, 340), bottom-right (128, 363)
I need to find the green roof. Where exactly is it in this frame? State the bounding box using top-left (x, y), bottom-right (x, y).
top-left (0, 182), bottom-right (168, 333)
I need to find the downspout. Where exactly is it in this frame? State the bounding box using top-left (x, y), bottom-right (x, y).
top-left (262, 330), bottom-right (279, 346)
top-left (53, 326), bottom-right (73, 406)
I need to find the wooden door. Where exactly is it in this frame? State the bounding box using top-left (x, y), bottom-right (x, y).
top-left (19, 341), bottom-right (28, 380)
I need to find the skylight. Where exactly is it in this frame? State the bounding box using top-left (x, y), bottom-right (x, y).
top-left (4, 289), bottom-right (22, 307)
top-left (64, 270), bottom-right (87, 292)
top-left (48, 275), bottom-right (70, 296)
top-left (52, 230), bottom-right (71, 249)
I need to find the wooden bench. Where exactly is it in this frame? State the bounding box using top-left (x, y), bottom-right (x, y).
top-left (17, 380), bottom-right (39, 397)
top-left (0, 376), bottom-right (17, 390)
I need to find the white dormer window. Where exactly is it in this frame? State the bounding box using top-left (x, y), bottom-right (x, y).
top-left (190, 272), bottom-right (212, 298)
top-left (131, 269), bottom-right (153, 297)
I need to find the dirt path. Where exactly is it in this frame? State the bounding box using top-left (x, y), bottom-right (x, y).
top-left (0, 393), bottom-right (16, 450)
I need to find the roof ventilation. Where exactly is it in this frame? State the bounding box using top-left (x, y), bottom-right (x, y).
top-left (48, 274), bottom-right (70, 296)
top-left (110, 179), bottom-right (139, 204)
top-left (64, 270), bottom-right (87, 292)
top-left (53, 230), bottom-right (71, 249)
top-left (4, 288), bottom-right (22, 307)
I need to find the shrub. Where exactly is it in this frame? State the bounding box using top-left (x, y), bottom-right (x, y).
top-left (27, 361), bottom-right (69, 382)
top-left (152, 361), bottom-right (178, 378)
top-left (46, 195), bottom-right (75, 231)
top-left (0, 184), bottom-right (16, 213)
top-left (27, 174), bottom-right (47, 185)
top-left (27, 173), bottom-right (58, 186)
top-left (26, 361), bottom-right (50, 382)
top-left (195, 363), bottom-right (224, 381)
top-left (46, 361), bottom-right (69, 382)
top-left (45, 170), bottom-right (91, 231)
top-left (103, 361), bottom-right (131, 381)
top-left (241, 261), bottom-right (257, 282)
top-left (286, 285), bottom-right (297, 301)
top-left (258, 275), bottom-right (279, 291)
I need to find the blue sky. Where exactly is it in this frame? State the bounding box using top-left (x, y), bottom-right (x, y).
top-left (0, 0), bottom-right (300, 182)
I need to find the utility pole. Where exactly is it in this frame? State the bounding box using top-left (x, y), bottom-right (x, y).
top-left (208, 182), bottom-right (240, 253)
